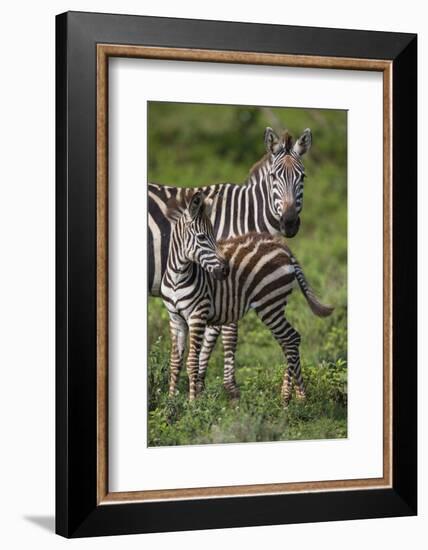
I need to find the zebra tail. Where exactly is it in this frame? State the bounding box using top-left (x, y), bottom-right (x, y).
top-left (291, 256), bottom-right (334, 318)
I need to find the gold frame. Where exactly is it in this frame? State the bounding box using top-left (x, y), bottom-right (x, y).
top-left (96, 44), bottom-right (392, 505)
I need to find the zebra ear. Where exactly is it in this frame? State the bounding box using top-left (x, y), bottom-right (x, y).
top-left (293, 128), bottom-right (312, 156)
top-left (187, 191), bottom-right (204, 220)
top-left (264, 127), bottom-right (281, 154)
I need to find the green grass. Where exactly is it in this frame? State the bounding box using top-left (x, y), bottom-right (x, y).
top-left (147, 102), bottom-right (347, 446)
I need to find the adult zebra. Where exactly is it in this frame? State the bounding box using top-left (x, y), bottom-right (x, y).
top-left (161, 191), bottom-right (332, 404)
top-left (149, 126), bottom-right (312, 396)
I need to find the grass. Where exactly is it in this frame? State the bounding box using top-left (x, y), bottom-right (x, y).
top-left (147, 102), bottom-right (347, 447)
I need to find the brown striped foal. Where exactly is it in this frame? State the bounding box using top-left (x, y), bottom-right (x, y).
top-left (161, 191), bottom-right (333, 405)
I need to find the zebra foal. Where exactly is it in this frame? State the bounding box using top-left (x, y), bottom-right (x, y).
top-left (161, 191), bottom-right (333, 405)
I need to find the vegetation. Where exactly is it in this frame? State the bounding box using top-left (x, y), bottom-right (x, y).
top-left (147, 102), bottom-right (347, 446)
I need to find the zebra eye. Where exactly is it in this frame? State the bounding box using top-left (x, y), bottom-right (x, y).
top-left (197, 233), bottom-right (207, 241)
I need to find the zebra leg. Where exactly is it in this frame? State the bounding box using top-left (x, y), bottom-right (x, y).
top-left (258, 310), bottom-right (303, 406)
top-left (281, 366), bottom-right (294, 405)
top-left (187, 321), bottom-right (206, 401)
top-left (197, 325), bottom-right (221, 395)
top-left (168, 315), bottom-right (188, 397)
top-left (279, 321), bottom-right (305, 403)
top-left (221, 324), bottom-right (240, 398)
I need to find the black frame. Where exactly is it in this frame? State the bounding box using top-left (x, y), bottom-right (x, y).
top-left (56, 11), bottom-right (417, 538)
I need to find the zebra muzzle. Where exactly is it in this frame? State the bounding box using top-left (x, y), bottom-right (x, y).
top-left (280, 214), bottom-right (300, 238)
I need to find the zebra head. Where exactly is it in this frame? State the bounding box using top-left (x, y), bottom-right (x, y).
top-left (264, 127), bottom-right (312, 238)
top-left (182, 191), bottom-right (230, 281)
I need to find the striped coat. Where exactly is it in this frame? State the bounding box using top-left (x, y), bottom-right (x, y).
top-left (161, 192), bottom-right (332, 404)
top-left (150, 127), bottom-right (312, 396)
top-left (149, 127), bottom-right (311, 295)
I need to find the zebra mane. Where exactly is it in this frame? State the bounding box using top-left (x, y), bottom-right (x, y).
top-left (283, 131), bottom-right (294, 152)
top-left (165, 189), bottom-right (193, 222)
top-left (248, 153), bottom-right (271, 177)
top-left (166, 188), bottom-right (210, 223)
top-left (248, 131), bottom-right (294, 177)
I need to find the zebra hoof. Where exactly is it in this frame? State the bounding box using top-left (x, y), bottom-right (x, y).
top-left (281, 394), bottom-right (292, 408)
top-left (225, 385), bottom-right (240, 399)
top-left (196, 380), bottom-right (205, 395)
top-left (188, 389), bottom-right (198, 402)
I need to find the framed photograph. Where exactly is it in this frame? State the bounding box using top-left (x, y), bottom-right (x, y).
top-left (56, 11), bottom-right (417, 538)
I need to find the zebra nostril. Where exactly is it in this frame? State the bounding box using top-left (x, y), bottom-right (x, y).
top-left (281, 210), bottom-right (297, 227)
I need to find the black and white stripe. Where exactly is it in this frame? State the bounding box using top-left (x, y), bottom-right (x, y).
top-left (161, 192), bottom-right (332, 405)
top-left (150, 127), bottom-right (312, 387)
top-left (149, 127), bottom-right (311, 295)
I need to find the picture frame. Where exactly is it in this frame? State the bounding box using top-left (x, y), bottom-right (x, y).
top-left (56, 10), bottom-right (417, 538)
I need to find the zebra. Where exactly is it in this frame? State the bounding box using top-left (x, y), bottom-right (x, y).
top-left (149, 126), bottom-right (312, 397)
top-left (160, 191), bottom-right (333, 405)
